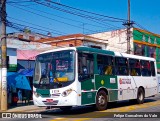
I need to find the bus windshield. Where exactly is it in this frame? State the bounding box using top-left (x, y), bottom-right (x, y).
top-left (33, 50), bottom-right (75, 89)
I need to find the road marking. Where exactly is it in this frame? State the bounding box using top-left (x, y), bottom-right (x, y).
top-left (50, 100), bottom-right (160, 121)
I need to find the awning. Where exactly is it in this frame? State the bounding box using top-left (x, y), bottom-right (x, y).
top-left (7, 73), bottom-right (31, 90)
top-left (17, 50), bottom-right (40, 60)
top-left (18, 69), bottom-right (34, 77)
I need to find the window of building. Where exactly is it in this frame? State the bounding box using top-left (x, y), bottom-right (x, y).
top-left (129, 59), bottom-right (141, 76)
top-left (134, 43), bottom-right (145, 56)
top-left (115, 57), bottom-right (128, 75)
top-left (145, 45), bottom-right (149, 57)
top-left (97, 55), bottom-right (114, 75)
top-left (149, 46), bottom-right (156, 58)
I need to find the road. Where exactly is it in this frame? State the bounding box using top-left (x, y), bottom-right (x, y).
top-left (1, 94), bottom-right (160, 121)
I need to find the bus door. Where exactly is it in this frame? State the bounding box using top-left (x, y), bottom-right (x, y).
top-left (78, 52), bottom-right (96, 105)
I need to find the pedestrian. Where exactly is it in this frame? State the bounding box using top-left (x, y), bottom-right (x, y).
top-left (24, 90), bottom-right (30, 105)
top-left (18, 89), bottom-right (22, 103)
top-left (11, 83), bottom-right (17, 106)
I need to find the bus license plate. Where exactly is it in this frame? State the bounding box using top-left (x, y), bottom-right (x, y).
top-left (46, 99), bottom-right (53, 102)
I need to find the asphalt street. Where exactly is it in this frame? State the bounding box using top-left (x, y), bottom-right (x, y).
top-left (1, 94), bottom-right (160, 121)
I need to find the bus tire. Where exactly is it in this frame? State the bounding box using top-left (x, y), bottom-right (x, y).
top-left (60, 106), bottom-right (72, 112)
top-left (96, 90), bottom-right (108, 111)
top-left (137, 88), bottom-right (144, 104)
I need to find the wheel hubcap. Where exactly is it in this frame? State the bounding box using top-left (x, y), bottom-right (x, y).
top-left (139, 92), bottom-right (143, 101)
top-left (98, 95), bottom-right (105, 106)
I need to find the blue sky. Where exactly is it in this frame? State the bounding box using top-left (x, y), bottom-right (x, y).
top-left (6, 0), bottom-right (160, 36)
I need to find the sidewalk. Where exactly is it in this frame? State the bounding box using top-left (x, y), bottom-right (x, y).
top-left (0, 101), bottom-right (46, 113)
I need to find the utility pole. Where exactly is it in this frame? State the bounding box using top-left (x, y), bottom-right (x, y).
top-left (0, 0), bottom-right (7, 111)
top-left (127, 0), bottom-right (131, 54)
top-left (123, 0), bottom-right (134, 54)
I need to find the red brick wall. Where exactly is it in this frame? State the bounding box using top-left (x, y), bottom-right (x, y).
top-left (51, 40), bottom-right (83, 47)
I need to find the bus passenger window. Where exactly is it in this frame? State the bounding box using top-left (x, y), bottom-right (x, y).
top-left (129, 59), bottom-right (141, 76)
top-left (150, 61), bottom-right (156, 76)
top-left (97, 55), bottom-right (114, 75)
top-left (97, 55), bottom-right (104, 75)
top-left (141, 60), bottom-right (151, 76)
top-left (115, 57), bottom-right (128, 76)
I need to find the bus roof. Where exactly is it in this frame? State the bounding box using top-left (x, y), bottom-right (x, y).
top-left (39, 47), bottom-right (77, 55)
top-left (114, 52), bottom-right (155, 61)
top-left (76, 46), bottom-right (114, 56)
top-left (39, 46), bottom-right (114, 56)
top-left (38, 46), bottom-right (155, 62)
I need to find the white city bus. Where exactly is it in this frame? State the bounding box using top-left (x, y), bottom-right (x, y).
top-left (157, 74), bottom-right (160, 93)
top-left (33, 47), bottom-right (158, 111)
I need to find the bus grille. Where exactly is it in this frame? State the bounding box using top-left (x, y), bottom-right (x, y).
top-left (42, 100), bottom-right (59, 105)
top-left (50, 93), bottom-right (60, 98)
top-left (40, 94), bottom-right (50, 98)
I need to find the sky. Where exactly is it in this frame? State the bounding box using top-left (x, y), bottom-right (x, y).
top-left (6, 0), bottom-right (160, 36)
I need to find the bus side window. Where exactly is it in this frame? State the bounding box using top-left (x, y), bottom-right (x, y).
top-left (104, 56), bottom-right (114, 75)
top-left (129, 59), bottom-right (141, 76)
top-left (115, 57), bottom-right (128, 75)
top-left (97, 55), bottom-right (114, 75)
top-left (141, 60), bottom-right (151, 76)
top-left (97, 55), bottom-right (104, 75)
top-left (150, 61), bottom-right (156, 76)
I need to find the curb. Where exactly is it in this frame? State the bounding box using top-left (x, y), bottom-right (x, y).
top-left (0, 107), bottom-right (47, 113)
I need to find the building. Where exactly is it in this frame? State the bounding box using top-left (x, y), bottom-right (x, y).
top-left (34, 28), bottom-right (160, 73)
top-left (36, 34), bottom-right (108, 49)
top-left (0, 32), bottom-right (51, 72)
top-left (90, 27), bottom-right (160, 73)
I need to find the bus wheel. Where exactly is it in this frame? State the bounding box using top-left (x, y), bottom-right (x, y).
top-left (60, 106), bottom-right (72, 112)
top-left (137, 88), bottom-right (144, 104)
top-left (96, 90), bottom-right (108, 111)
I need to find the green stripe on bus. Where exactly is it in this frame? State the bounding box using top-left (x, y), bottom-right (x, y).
top-left (81, 92), bottom-right (96, 104)
top-left (76, 47), bottom-right (115, 56)
top-left (95, 75), bottom-right (118, 101)
top-left (36, 89), bottom-right (50, 97)
top-left (81, 78), bottom-right (96, 104)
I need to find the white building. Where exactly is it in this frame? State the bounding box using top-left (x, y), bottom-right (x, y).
top-left (90, 28), bottom-right (133, 53)
top-left (90, 27), bottom-right (160, 73)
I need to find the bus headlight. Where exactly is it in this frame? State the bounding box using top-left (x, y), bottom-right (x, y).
top-left (61, 89), bottom-right (72, 97)
top-left (33, 91), bottom-right (40, 98)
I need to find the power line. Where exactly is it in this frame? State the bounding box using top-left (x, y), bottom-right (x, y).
top-left (44, 0), bottom-right (127, 22)
top-left (7, 0), bottom-right (129, 22)
top-left (33, 0), bottom-right (125, 23)
top-left (7, 0), bottom-right (33, 3)
top-left (8, 4), bottom-right (109, 34)
top-left (31, 1), bottom-right (124, 30)
top-left (6, 20), bottom-right (64, 36)
top-left (8, 16), bottom-right (67, 35)
top-left (10, 4), bottom-right (112, 29)
top-left (134, 23), bottom-right (155, 35)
